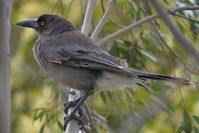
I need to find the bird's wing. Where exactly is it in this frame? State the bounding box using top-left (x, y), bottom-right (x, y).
top-left (45, 48), bottom-right (132, 76)
top-left (44, 47), bottom-right (191, 85)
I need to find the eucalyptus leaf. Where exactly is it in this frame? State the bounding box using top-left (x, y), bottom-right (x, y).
top-left (39, 124), bottom-right (45, 133)
top-left (138, 49), bottom-right (158, 62)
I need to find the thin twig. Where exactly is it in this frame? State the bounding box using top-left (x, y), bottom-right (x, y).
top-left (91, 0), bottom-right (115, 41)
top-left (59, 0), bottom-right (64, 15)
top-left (80, 0), bottom-right (85, 24)
top-left (103, 0), bottom-right (125, 28)
top-left (51, 0), bottom-right (62, 14)
top-left (81, 0), bottom-right (97, 34)
top-left (100, 0), bottom-right (105, 13)
top-left (149, 0), bottom-right (199, 64)
top-left (97, 6), bottom-right (199, 47)
top-left (66, 0), bottom-right (74, 17)
top-left (170, 11), bottom-right (199, 23)
top-left (84, 102), bottom-right (93, 132)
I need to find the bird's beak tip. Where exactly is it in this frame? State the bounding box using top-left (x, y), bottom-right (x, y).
top-left (16, 21), bottom-right (25, 26)
top-left (16, 19), bottom-right (38, 29)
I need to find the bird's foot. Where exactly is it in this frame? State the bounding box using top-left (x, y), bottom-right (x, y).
top-left (63, 113), bottom-right (84, 130)
top-left (63, 92), bottom-right (92, 131)
top-left (64, 97), bottom-right (81, 114)
top-left (63, 97), bottom-right (84, 130)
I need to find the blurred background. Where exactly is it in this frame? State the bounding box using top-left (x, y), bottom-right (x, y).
top-left (11, 0), bottom-right (199, 132)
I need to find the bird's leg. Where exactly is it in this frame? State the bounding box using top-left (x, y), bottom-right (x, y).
top-left (64, 91), bottom-right (92, 131)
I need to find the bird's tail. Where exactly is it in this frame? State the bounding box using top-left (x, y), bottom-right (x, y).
top-left (130, 69), bottom-right (191, 85)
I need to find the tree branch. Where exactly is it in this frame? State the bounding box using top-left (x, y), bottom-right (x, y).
top-left (149, 0), bottom-right (199, 64)
top-left (65, 90), bottom-right (82, 133)
top-left (170, 12), bottom-right (199, 23)
top-left (0, 0), bottom-right (11, 133)
top-left (81, 0), bottom-right (97, 34)
top-left (91, 0), bottom-right (115, 41)
top-left (97, 6), bottom-right (199, 47)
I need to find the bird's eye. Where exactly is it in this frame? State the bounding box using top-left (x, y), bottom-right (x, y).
top-left (40, 21), bottom-right (45, 26)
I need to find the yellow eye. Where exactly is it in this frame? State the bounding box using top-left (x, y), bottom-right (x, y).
top-left (40, 21), bottom-right (45, 26)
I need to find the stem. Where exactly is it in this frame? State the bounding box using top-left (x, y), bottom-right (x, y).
top-left (97, 6), bottom-right (199, 47)
top-left (81, 0), bottom-right (97, 34)
top-left (91, 0), bottom-right (115, 41)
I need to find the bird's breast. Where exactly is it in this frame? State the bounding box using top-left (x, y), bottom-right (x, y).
top-left (33, 41), bottom-right (48, 70)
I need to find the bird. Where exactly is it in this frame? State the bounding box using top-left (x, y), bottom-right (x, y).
top-left (16, 14), bottom-right (191, 130)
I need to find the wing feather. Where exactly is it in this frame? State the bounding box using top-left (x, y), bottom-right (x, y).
top-left (45, 48), bottom-right (132, 76)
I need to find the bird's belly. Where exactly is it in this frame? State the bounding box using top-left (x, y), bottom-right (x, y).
top-left (46, 63), bottom-right (98, 91)
top-left (96, 71), bottom-right (139, 91)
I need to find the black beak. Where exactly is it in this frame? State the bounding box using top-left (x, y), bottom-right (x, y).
top-left (16, 19), bottom-right (39, 30)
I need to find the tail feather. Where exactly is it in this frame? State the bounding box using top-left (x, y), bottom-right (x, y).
top-left (137, 72), bottom-right (191, 85)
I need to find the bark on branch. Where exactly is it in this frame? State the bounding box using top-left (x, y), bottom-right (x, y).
top-left (91, 0), bottom-right (115, 41)
top-left (0, 0), bottom-right (11, 133)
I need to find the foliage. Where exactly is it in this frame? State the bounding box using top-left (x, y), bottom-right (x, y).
top-left (11, 0), bottom-right (199, 133)
top-left (177, 110), bottom-right (199, 133)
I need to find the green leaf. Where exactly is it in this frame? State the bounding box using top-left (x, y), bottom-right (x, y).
top-left (178, 109), bottom-right (192, 133)
top-left (33, 110), bottom-right (45, 121)
top-left (106, 91), bottom-right (112, 100)
top-left (100, 92), bottom-right (107, 103)
top-left (193, 126), bottom-right (199, 133)
top-left (138, 49), bottom-right (157, 62)
top-left (193, 115), bottom-right (199, 124)
top-left (39, 124), bottom-right (45, 133)
top-left (39, 111), bottom-right (45, 121)
top-left (57, 120), bottom-right (63, 131)
top-left (33, 110), bottom-right (38, 121)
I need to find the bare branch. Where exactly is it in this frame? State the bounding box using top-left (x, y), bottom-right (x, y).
top-left (149, 0), bottom-right (199, 64)
top-left (0, 0), bottom-right (11, 132)
top-left (81, 0), bottom-right (97, 34)
top-left (66, 0), bottom-right (75, 17)
top-left (91, 0), bottom-right (115, 41)
top-left (97, 6), bottom-right (199, 47)
top-left (65, 90), bottom-right (82, 133)
top-left (170, 11), bottom-right (199, 23)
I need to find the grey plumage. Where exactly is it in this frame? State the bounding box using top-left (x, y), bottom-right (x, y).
top-left (17, 14), bottom-right (191, 93)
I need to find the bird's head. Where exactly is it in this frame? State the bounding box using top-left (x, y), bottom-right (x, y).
top-left (16, 14), bottom-right (76, 36)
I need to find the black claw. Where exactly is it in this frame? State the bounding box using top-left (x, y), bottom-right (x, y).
top-left (78, 107), bottom-right (83, 118)
top-left (63, 117), bottom-right (66, 130)
top-left (64, 102), bottom-right (73, 114)
top-left (63, 92), bottom-right (92, 131)
top-left (78, 119), bottom-right (84, 130)
top-left (64, 98), bottom-right (81, 114)
top-left (63, 113), bottom-right (84, 130)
